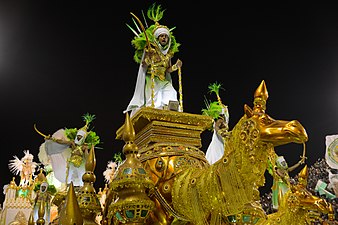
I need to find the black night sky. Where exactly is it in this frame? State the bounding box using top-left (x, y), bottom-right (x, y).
top-left (1, 1), bottom-right (338, 203)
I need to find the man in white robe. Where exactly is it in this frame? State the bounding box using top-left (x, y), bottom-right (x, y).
top-left (125, 26), bottom-right (182, 116)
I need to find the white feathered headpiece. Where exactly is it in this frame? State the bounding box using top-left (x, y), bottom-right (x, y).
top-left (8, 150), bottom-right (36, 176)
top-left (22, 150), bottom-right (34, 161)
top-left (103, 161), bottom-right (118, 184)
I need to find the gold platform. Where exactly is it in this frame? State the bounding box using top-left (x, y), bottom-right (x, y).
top-left (116, 107), bottom-right (213, 149)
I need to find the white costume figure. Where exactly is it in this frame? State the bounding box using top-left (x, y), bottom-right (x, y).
top-left (36, 113), bottom-right (99, 188)
top-left (327, 170), bottom-right (338, 197)
top-left (8, 150), bottom-right (37, 186)
top-left (206, 107), bottom-right (229, 165)
top-left (39, 128), bottom-right (86, 187)
top-left (103, 160), bottom-right (118, 184)
top-left (125, 26), bottom-right (179, 116)
top-left (206, 126), bottom-right (225, 165)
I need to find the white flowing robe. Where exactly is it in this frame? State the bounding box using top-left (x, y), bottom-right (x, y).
top-left (206, 127), bottom-right (225, 165)
top-left (124, 38), bottom-right (178, 116)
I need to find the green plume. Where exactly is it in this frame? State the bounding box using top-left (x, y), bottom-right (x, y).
top-left (147, 3), bottom-right (165, 23)
top-left (208, 82), bottom-right (223, 97)
top-left (82, 113), bottom-right (96, 126)
top-left (201, 99), bottom-right (223, 120)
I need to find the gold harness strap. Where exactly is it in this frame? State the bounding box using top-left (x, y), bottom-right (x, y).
top-left (153, 187), bottom-right (189, 222)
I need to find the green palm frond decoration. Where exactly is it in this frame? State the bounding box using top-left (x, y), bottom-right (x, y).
top-left (202, 102), bottom-right (222, 119)
top-left (65, 128), bottom-right (78, 140)
top-left (201, 98), bottom-right (223, 120)
top-left (202, 98), bottom-right (223, 131)
top-left (147, 3), bottom-right (165, 23)
top-left (208, 82), bottom-right (224, 106)
top-left (208, 82), bottom-right (222, 96)
top-left (85, 131), bottom-right (100, 147)
top-left (82, 113), bottom-right (96, 126)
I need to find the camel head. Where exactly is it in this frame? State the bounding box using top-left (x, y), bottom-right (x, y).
top-left (243, 80), bottom-right (308, 147)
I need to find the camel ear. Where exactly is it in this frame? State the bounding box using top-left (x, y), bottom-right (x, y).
top-left (244, 104), bottom-right (253, 118)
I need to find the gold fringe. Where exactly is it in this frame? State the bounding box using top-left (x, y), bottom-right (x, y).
top-left (190, 183), bottom-right (208, 225)
top-left (209, 211), bottom-right (222, 225)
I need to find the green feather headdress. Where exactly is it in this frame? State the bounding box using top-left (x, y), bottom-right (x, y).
top-left (127, 3), bottom-right (180, 63)
top-left (147, 3), bottom-right (165, 25)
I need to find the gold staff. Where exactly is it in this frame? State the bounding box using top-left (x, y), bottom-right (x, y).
top-left (178, 66), bottom-right (183, 112)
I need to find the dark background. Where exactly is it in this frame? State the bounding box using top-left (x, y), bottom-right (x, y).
top-left (1, 1), bottom-right (338, 204)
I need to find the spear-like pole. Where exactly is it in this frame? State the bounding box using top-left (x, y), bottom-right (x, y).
top-left (130, 12), bottom-right (155, 107)
top-left (178, 67), bottom-right (183, 112)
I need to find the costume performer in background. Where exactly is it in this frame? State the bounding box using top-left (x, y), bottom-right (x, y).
top-left (35, 113), bottom-right (100, 187)
top-left (267, 149), bottom-right (306, 210)
top-left (8, 150), bottom-right (38, 187)
top-left (33, 181), bottom-right (52, 224)
top-left (202, 82), bottom-right (229, 165)
top-left (124, 3), bottom-right (182, 116)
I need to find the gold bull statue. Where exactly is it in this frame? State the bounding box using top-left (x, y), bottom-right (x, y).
top-left (141, 80), bottom-right (309, 225)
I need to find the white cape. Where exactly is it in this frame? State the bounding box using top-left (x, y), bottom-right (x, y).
top-left (39, 129), bottom-right (85, 186)
top-left (124, 51), bottom-right (177, 116)
top-left (206, 129), bottom-right (225, 165)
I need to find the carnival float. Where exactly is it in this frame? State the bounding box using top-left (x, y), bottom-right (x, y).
top-left (1, 3), bottom-right (338, 225)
